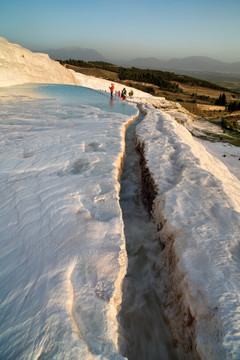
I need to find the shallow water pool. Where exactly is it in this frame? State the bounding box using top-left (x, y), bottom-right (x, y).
top-left (0, 83), bottom-right (138, 116)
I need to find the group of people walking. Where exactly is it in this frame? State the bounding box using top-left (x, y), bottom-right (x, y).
top-left (109, 84), bottom-right (127, 100)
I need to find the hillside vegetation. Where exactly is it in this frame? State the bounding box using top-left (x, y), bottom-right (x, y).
top-left (60, 59), bottom-right (227, 93)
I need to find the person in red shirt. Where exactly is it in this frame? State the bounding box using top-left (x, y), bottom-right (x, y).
top-left (109, 83), bottom-right (114, 98)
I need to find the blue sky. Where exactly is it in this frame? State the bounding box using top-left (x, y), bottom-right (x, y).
top-left (1, 0), bottom-right (239, 62)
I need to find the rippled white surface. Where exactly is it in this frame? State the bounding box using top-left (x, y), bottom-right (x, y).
top-left (0, 85), bottom-right (137, 359)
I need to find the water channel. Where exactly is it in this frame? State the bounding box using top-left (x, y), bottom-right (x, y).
top-left (119, 112), bottom-right (178, 360)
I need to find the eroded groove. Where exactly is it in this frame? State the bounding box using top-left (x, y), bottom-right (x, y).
top-left (135, 140), bottom-right (158, 214)
top-left (118, 111), bottom-right (178, 360)
top-left (134, 122), bottom-right (199, 359)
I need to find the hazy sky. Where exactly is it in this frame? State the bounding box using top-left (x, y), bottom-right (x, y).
top-left (1, 0), bottom-right (239, 62)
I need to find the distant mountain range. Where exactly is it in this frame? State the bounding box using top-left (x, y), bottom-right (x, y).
top-left (36, 46), bottom-right (107, 62)
top-left (34, 47), bottom-right (240, 74)
top-left (122, 56), bottom-right (240, 74)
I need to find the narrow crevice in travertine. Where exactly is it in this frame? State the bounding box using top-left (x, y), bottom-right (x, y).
top-left (135, 137), bottom-right (200, 360)
top-left (118, 111), bottom-right (178, 360)
top-left (135, 140), bottom-right (158, 215)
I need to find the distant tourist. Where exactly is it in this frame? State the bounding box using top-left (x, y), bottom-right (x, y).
top-left (121, 88), bottom-right (127, 100)
top-left (109, 83), bottom-right (114, 98)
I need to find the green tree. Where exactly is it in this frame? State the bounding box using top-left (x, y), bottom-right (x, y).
top-left (228, 101), bottom-right (240, 112)
top-left (215, 93), bottom-right (226, 106)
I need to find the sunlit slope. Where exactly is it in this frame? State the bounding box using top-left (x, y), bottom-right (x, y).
top-left (0, 37), bottom-right (81, 87)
